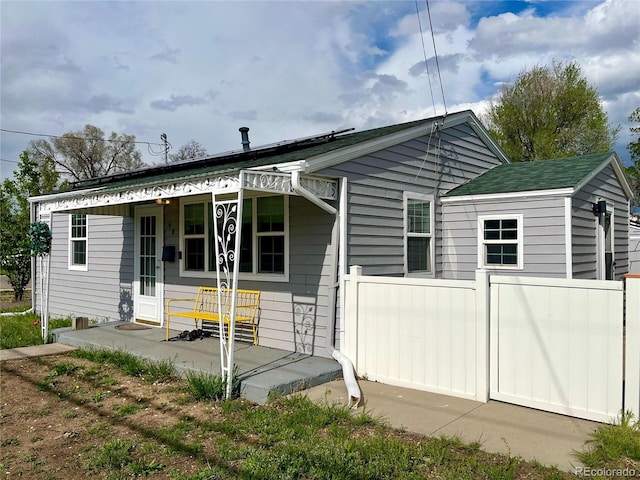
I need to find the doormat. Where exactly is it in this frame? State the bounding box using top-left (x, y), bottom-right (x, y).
top-left (115, 323), bottom-right (151, 331)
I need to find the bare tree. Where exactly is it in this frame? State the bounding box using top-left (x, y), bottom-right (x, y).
top-left (29, 125), bottom-right (145, 182)
top-left (169, 139), bottom-right (208, 163)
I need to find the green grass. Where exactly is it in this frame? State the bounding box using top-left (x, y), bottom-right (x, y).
top-left (71, 348), bottom-right (178, 383)
top-left (185, 366), bottom-right (240, 401)
top-left (83, 438), bottom-right (136, 472)
top-left (113, 404), bottom-right (142, 417)
top-left (576, 410), bottom-right (640, 469)
top-left (47, 361), bottom-right (82, 377)
top-left (0, 312), bottom-right (71, 349)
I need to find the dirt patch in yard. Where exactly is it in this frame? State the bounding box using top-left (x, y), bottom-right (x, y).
top-left (0, 354), bottom-right (227, 479)
top-left (0, 353), bottom-right (579, 479)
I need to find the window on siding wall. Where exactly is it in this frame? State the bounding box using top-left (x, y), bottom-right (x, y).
top-left (69, 214), bottom-right (87, 270)
top-left (478, 215), bottom-right (523, 269)
top-left (405, 195), bottom-right (433, 274)
top-left (181, 195), bottom-right (288, 279)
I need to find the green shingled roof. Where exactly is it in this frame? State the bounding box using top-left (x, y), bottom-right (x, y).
top-left (444, 152), bottom-right (615, 197)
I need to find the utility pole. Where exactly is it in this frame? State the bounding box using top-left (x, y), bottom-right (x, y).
top-left (161, 133), bottom-right (168, 165)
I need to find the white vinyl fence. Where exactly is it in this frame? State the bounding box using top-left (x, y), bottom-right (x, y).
top-left (343, 266), bottom-right (640, 423)
top-left (490, 276), bottom-right (623, 423)
top-left (344, 266), bottom-right (489, 401)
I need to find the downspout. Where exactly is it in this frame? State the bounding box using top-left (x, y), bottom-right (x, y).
top-left (291, 171), bottom-right (337, 216)
top-left (326, 218), bottom-right (339, 349)
top-left (290, 171), bottom-right (338, 346)
top-left (291, 171), bottom-right (361, 407)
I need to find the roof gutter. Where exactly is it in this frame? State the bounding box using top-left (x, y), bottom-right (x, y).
top-left (291, 171), bottom-right (337, 214)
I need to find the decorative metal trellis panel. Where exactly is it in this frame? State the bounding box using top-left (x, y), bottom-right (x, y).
top-left (212, 186), bottom-right (244, 399)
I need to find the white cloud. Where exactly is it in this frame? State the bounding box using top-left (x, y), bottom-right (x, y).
top-left (1, 0), bottom-right (638, 180)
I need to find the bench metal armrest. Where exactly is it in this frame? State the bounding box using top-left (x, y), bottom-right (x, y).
top-left (165, 297), bottom-right (197, 340)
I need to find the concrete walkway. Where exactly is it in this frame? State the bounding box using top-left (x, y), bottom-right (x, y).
top-left (0, 343), bottom-right (77, 361)
top-left (301, 379), bottom-right (598, 472)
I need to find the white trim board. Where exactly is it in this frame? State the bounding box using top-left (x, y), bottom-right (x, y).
top-left (441, 188), bottom-right (574, 204)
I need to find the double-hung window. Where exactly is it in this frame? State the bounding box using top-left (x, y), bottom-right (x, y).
top-left (405, 193), bottom-right (434, 275)
top-left (478, 215), bottom-right (523, 269)
top-left (255, 196), bottom-right (285, 274)
top-left (69, 214), bottom-right (88, 270)
top-left (181, 195), bottom-right (288, 280)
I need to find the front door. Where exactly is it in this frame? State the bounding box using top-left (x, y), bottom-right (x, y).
top-left (134, 206), bottom-right (163, 325)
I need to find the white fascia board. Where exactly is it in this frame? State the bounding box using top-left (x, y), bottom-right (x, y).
top-left (441, 187), bottom-right (574, 204)
top-left (302, 124), bottom-right (432, 173)
top-left (303, 111), bottom-right (474, 174)
top-left (611, 155), bottom-right (633, 200)
top-left (29, 187), bottom-right (103, 204)
top-left (574, 153), bottom-right (634, 201)
top-left (466, 114), bottom-right (511, 165)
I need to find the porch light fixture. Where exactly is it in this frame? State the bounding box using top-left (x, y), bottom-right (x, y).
top-left (155, 198), bottom-right (171, 205)
top-left (592, 200), bottom-right (607, 216)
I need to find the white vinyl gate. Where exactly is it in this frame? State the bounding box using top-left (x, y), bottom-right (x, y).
top-left (489, 276), bottom-right (623, 423)
top-left (343, 267), bottom-right (635, 423)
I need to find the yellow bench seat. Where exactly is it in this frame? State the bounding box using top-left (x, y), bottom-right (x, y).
top-left (165, 287), bottom-right (260, 344)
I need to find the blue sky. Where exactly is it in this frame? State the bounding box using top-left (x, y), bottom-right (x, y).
top-left (1, 0), bottom-right (638, 180)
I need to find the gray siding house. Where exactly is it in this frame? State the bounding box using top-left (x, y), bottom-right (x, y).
top-left (29, 111), bottom-right (632, 357)
top-left (441, 152), bottom-right (633, 281)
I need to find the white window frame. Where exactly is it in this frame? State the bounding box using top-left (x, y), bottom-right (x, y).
top-left (477, 214), bottom-right (524, 270)
top-left (403, 192), bottom-right (435, 277)
top-left (68, 213), bottom-right (88, 271)
top-left (179, 194), bottom-right (289, 282)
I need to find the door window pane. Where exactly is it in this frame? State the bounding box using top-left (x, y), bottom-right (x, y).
top-left (139, 215), bottom-right (156, 296)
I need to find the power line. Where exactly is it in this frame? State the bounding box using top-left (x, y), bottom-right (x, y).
top-left (425, 0), bottom-right (447, 114)
top-left (0, 127), bottom-right (165, 147)
top-left (1, 127), bottom-right (172, 158)
top-left (415, 0), bottom-right (437, 117)
top-left (0, 158), bottom-right (20, 164)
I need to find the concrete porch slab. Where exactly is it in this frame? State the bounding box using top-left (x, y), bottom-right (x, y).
top-left (52, 321), bottom-right (342, 404)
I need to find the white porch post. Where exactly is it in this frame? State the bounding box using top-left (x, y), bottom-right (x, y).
top-left (39, 213), bottom-right (52, 342)
top-left (212, 179), bottom-right (244, 399)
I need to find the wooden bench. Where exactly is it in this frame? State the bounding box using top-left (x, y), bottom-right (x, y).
top-left (165, 287), bottom-right (260, 345)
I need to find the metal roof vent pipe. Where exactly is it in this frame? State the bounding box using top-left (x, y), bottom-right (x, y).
top-left (239, 127), bottom-right (250, 152)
